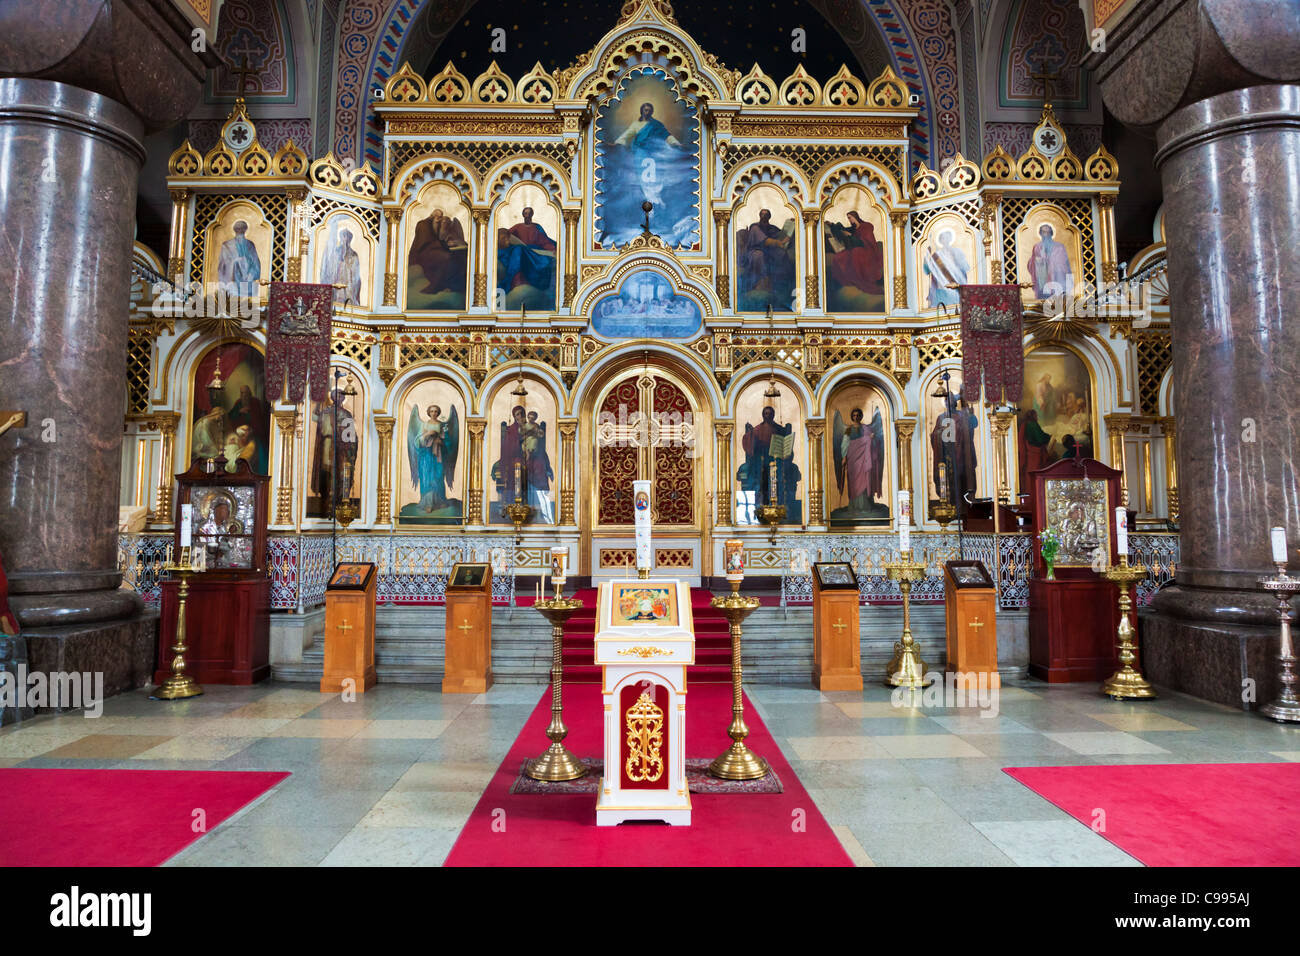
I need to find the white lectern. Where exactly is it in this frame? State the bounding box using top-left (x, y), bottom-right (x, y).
top-left (593, 578), bottom-right (695, 826)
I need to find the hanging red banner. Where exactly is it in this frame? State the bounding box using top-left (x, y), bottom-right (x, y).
top-left (959, 284), bottom-right (1024, 406)
top-left (265, 282), bottom-right (333, 404)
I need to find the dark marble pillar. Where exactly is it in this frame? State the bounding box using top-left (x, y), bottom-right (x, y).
top-left (1085, 0), bottom-right (1300, 708)
top-left (0, 1), bottom-right (210, 723)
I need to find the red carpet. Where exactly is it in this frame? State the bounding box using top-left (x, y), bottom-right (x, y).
top-left (445, 682), bottom-right (851, 866)
top-left (0, 768), bottom-right (289, 867)
top-left (1005, 763), bottom-right (1300, 866)
top-left (560, 587), bottom-right (733, 684)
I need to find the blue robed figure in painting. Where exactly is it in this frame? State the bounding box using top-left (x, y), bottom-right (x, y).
top-left (406, 403), bottom-right (460, 515)
top-left (496, 207), bottom-right (557, 311)
top-left (596, 70), bottom-right (700, 248)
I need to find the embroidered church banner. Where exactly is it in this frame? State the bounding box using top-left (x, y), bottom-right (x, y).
top-left (959, 284), bottom-right (1024, 405)
top-left (266, 282), bottom-right (333, 404)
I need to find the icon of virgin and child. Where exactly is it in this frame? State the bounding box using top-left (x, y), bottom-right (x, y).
top-left (492, 404), bottom-right (554, 524)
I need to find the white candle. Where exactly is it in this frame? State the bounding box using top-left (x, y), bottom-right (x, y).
top-left (898, 490), bottom-right (911, 554)
top-left (180, 504), bottom-right (193, 547)
top-left (1272, 526), bottom-right (1288, 564)
top-left (1115, 506), bottom-right (1128, 556)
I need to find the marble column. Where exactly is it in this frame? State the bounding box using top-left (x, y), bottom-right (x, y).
top-left (1086, 1), bottom-right (1300, 707)
top-left (0, 80), bottom-right (150, 632)
top-left (0, 3), bottom-right (209, 721)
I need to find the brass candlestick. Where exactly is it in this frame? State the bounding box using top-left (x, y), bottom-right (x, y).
top-left (884, 550), bottom-right (930, 687)
top-left (709, 578), bottom-right (768, 780)
top-left (756, 502), bottom-right (786, 545)
top-left (1101, 555), bottom-right (1156, 699)
top-left (1259, 563), bottom-right (1300, 722)
top-left (525, 596), bottom-right (586, 781)
top-left (154, 556), bottom-right (203, 700)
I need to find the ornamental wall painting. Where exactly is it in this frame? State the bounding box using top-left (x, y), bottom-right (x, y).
top-left (917, 213), bottom-right (978, 312)
top-left (305, 374), bottom-right (363, 519)
top-left (1016, 204), bottom-right (1083, 303)
top-left (494, 183), bottom-right (559, 312)
top-left (1017, 346), bottom-right (1095, 494)
top-left (405, 181), bottom-right (470, 312)
top-left (822, 185), bottom-right (887, 313)
top-left (922, 370), bottom-right (982, 508)
top-left (486, 375), bottom-right (558, 526)
top-left (594, 67), bottom-right (701, 249)
top-left (202, 201), bottom-right (272, 299)
top-left (734, 183), bottom-right (798, 313)
top-left (314, 210), bottom-right (373, 309)
top-left (733, 376), bottom-right (804, 526)
top-left (590, 269), bottom-right (703, 339)
top-left (398, 378), bottom-right (465, 526)
top-left (189, 342), bottom-right (270, 475)
top-left (826, 381), bottom-right (892, 526)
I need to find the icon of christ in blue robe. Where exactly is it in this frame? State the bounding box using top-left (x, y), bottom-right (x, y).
top-left (598, 99), bottom-right (699, 247)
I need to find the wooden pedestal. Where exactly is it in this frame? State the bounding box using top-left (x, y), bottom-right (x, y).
top-left (443, 564), bottom-right (493, 693)
top-left (1028, 577), bottom-right (1122, 682)
top-left (812, 574), bottom-right (862, 691)
top-left (321, 564), bottom-right (377, 693)
top-left (943, 564), bottom-right (1000, 688)
top-left (156, 577), bottom-right (270, 685)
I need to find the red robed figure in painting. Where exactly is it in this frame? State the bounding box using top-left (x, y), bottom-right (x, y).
top-left (826, 211), bottom-right (885, 292)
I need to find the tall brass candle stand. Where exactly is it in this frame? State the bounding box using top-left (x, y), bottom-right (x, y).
top-left (708, 578), bottom-right (768, 780)
top-left (154, 548), bottom-right (204, 700)
top-left (524, 584), bottom-right (586, 781)
top-left (1101, 555), bottom-right (1156, 699)
top-left (1259, 562), bottom-right (1300, 722)
top-left (884, 550), bottom-right (930, 687)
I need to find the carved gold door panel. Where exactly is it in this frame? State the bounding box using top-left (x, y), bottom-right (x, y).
top-left (595, 373), bottom-right (697, 528)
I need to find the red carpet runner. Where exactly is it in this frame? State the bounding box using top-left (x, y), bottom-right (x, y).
top-left (445, 680), bottom-right (851, 866)
top-left (559, 587), bottom-right (733, 683)
top-left (1005, 763), bottom-right (1300, 866)
top-left (0, 768), bottom-right (289, 866)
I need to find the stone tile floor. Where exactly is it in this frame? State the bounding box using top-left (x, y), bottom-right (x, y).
top-left (2, 678), bottom-right (1297, 866)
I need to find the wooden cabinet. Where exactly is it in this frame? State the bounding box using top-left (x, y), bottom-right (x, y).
top-left (156, 577), bottom-right (270, 685)
top-left (156, 457), bottom-right (271, 686)
top-left (443, 563), bottom-right (493, 693)
top-left (1029, 577), bottom-right (1121, 682)
top-left (943, 561), bottom-right (999, 685)
top-left (321, 563), bottom-right (377, 693)
top-left (812, 563), bottom-right (862, 691)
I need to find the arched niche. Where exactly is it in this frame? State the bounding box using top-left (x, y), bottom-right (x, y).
top-left (483, 373), bottom-right (561, 526)
top-left (824, 377), bottom-right (894, 526)
top-left (492, 181), bottom-right (560, 312)
top-left (188, 339), bottom-right (270, 477)
top-left (395, 375), bottom-right (469, 526)
top-left (1016, 203), bottom-right (1084, 303)
top-left (733, 182), bottom-right (799, 314)
top-left (313, 209), bottom-right (376, 310)
top-left (302, 362), bottom-right (368, 521)
top-left (916, 211), bottom-right (980, 313)
top-left (404, 180), bottom-right (471, 312)
top-left (731, 372), bottom-right (807, 526)
top-left (1017, 342), bottom-right (1098, 495)
top-left (202, 200), bottom-right (273, 298)
top-left (821, 184), bottom-right (888, 314)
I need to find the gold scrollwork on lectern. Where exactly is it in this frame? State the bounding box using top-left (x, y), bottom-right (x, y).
top-left (624, 691), bottom-right (665, 782)
top-left (617, 646), bottom-right (670, 657)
